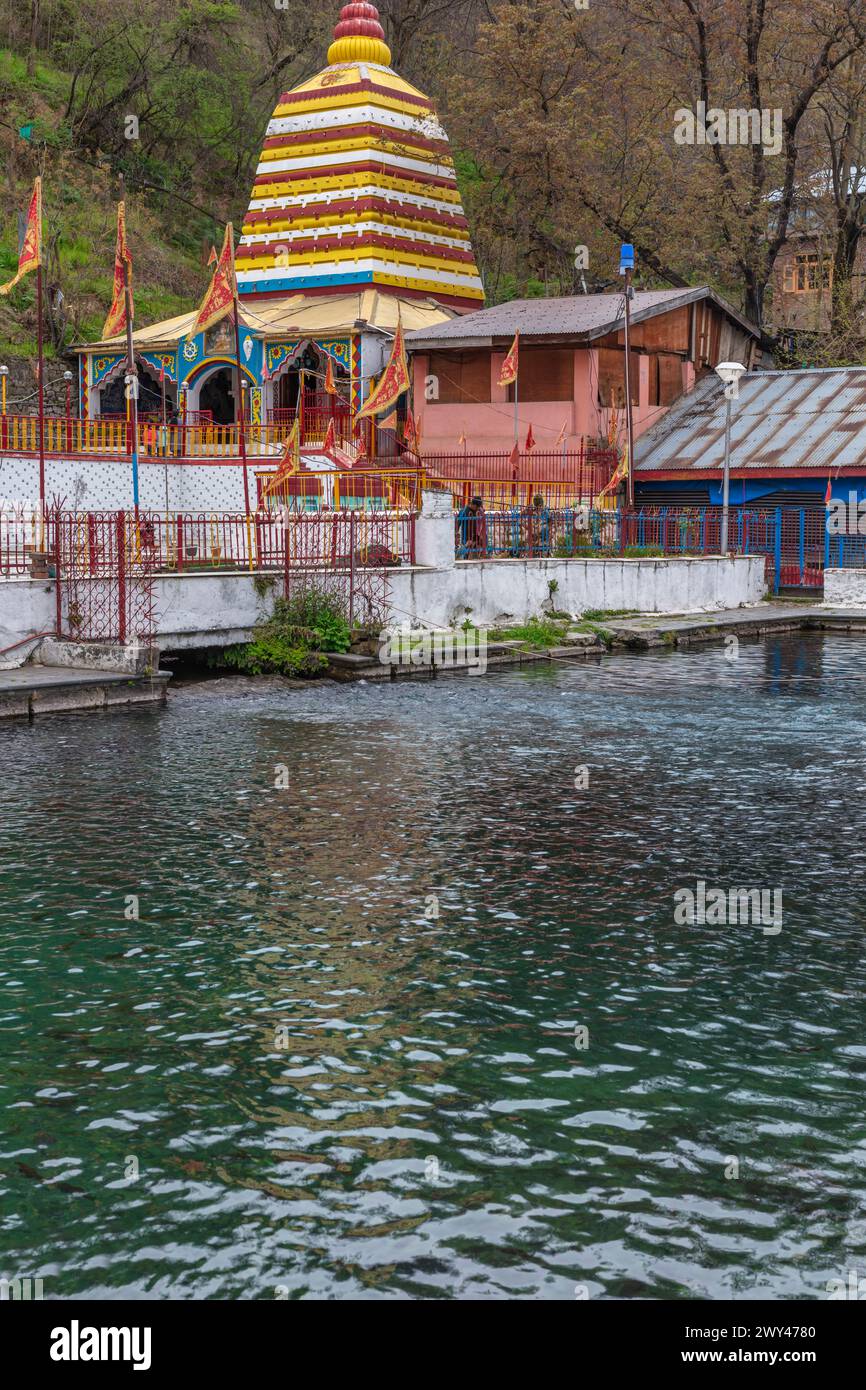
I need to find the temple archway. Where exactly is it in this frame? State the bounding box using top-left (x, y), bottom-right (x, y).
top-left (276, 343), bottom-right (324, 412)
top-left (198, 367), bottom-right (236, 424)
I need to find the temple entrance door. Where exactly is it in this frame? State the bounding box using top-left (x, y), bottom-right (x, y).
top-left (199, 368), bottom-right (236, 424)
top-left (277, 344), bottom-right (323, 412)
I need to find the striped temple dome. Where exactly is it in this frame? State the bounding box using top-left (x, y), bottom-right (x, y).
top-left (236, 2), bottom-right (485, 312)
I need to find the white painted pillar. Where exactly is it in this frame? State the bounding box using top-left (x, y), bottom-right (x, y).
top-left (415, 489), bottom-right (455, 570)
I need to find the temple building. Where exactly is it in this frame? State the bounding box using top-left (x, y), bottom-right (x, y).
top-left (74, 2), bottom-right (483, 429)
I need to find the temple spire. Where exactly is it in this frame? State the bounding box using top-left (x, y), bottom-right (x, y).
top-left (328, 2), bottom-right (392, 67)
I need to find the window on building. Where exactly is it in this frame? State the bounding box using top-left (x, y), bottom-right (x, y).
top-left (506, 348), bottom-right (573, 402)
top-left (427, 351), bottom-right (491, 404)
top-left (783, 253), bottom-right (833, 293)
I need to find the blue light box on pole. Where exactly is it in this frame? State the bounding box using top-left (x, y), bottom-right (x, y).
top-left (619, 243), bottom-right (635, 276)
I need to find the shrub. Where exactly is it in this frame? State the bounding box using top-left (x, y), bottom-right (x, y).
top-left (218, 588), bottom-right (351, 677)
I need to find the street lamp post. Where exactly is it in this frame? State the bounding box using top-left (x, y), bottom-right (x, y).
top-left (714, 362), bottom-right (746, 553)
top-left (619, 244), bottom-right (636, 509)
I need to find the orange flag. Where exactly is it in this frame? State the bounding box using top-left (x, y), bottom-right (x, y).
top-left (207, 243), bottom-right (218, 267)
top-left (403, 413), bottom-right (421, 454)
top-left (599, 445), bottom-right (629, 497)
top-left (263, 419), bottom-right (301, 497)
top-left (102, 201), bottom-right (132, 339)
top-left (324, 356), bottom-right (337, 395)
top-left (1, 177), bottom-right (42, 295)
top-left (554, 419), bottom-right (568, 448)
top-left (458, 430), bottom-right (467, 447)
top-left (359, 314), bottom-right (410, 418)
top-left (498, 332), bottom-right (519, 388)
top-left (379, 408), bottom-right (399, 432)
top-left (192, 223), bottom-right (236, 336)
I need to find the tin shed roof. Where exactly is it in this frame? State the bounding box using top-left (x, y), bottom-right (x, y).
top-left (635, 367), bottom-right (866, 475)
top-left (404, 286), bottom-right (758, 349)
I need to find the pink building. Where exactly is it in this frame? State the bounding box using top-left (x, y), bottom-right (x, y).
top-left (406, 288), bottom-right (760, 457)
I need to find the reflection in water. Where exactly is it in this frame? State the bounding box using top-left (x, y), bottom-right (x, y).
top-left (1, 633), bottom-right (866, 1300)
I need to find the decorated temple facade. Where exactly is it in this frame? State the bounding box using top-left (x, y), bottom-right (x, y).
top-left (74, 3), bottom-right (483, 433)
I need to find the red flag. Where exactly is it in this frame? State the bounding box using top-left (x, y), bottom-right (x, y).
top-left (525, 423), bottom-right (536, 452)
top-left (404, 413), bottom-right (421, 454)
top-left (359, 314), bottom-right (410, 418)
top-left (510, 441), bottom-right (520, 479)
top-left (193, 224), bottom-right (235, 336)
top-left (498, 333), bottom-right (519, 388)
top-left (101, 200), bottom-right (131, 339)
top-left (323, 418), bottom-right (336, 454)
top-left (262, 419), bottom-right (300, 497)
top-left (825, 477), bottom-right (832, 506)
top-left (1, 177), bottom-right (42, 296)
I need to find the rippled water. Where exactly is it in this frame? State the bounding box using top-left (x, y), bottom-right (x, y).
top-left (2, 632), bottom-right (866, 1301)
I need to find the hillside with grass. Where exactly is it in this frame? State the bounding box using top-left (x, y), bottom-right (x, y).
top-left (0, 53), bottom-right (241, 402)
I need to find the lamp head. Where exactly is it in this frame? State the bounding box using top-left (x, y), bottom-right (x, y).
top-left (715, 361), bottom-right (746, 386)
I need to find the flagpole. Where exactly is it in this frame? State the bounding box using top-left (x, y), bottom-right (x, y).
top-left (118, 176), bottom-right (139, 517)
top-left (232, 289), bottom-right (251, 519)
top-left (36, 260), bottom-right (46, 540)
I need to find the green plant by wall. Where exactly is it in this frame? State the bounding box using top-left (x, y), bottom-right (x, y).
top-left (217, 590), bottom-right (351, 678)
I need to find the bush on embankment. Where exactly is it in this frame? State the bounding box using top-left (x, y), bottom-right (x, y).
top-left (214, 591), bottom-right (352, 679)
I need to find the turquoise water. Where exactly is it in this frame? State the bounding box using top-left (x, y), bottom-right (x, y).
top-left (2, 633), bottom-right (866, 1300)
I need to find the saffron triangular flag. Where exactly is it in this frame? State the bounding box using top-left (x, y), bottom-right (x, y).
top-left (192, 224), bottom-right (235, 336)
top-left (1, 177), bottom-right (41, 296)
top-left (263, 419), bottom-right (301, 497)
top-left (207, 244), bottom-right (218, 267)
top-left (599, 446), bottom-right (629, 498)
top-left (403, 413), bottom-right (422, 454)
top-left (498, 333), bottom-right (519, 388)
top-left (359, 315), bottom-right (410, 418)
top-left (458, 430), bottom-right (467, 447)
top-left (102, 200), bottom-right (132, 340)
top-left (324, 356), bottom-right (337, 395)
top-left (554, 419), bottom-right (568, 448)
top-left (379, 408), bottom-right (399, 432)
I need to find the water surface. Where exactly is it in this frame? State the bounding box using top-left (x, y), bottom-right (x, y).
top-left (2, 633), bottom-right (865, 1300)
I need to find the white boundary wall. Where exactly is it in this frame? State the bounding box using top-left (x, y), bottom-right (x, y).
top-left (0, 490), bottom-right (765, 662)
top-left (823, 569), bottom-right (866, 607)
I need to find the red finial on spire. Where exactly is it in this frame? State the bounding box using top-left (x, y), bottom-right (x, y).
top-left (334, 3), bottom-right (385, 43)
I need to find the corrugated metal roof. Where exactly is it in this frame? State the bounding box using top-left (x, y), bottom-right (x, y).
top-left (635, 367), bottom-right (866, 474)
top-left (404, 285), bottom-right (758, 349)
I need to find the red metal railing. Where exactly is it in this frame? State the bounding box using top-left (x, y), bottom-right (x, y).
top-left (0, 508), bottom-right (57, 574)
